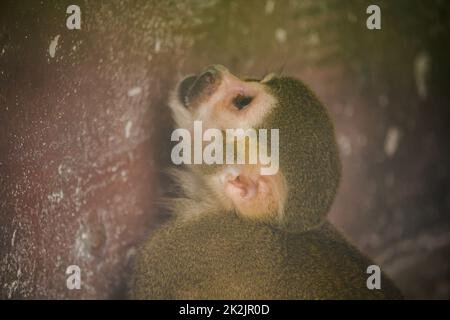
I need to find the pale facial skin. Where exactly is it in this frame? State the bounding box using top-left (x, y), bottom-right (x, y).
top-left (170, 65), bottom-right (287, 222)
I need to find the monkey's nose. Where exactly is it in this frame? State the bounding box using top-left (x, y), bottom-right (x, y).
top-left (178, 66), bottom-right (223, 108)
top-left (199, 70), bottom-right (216, 85)
top-left (201, 64), bottom-right (229, 80)
top-left (199, 64), bottom-right (226, 83)
top-left (190, 69), bottom-right (221, 96)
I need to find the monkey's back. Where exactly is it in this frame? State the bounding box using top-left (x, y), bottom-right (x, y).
top-left (131, 212), bottom-right (402, 299)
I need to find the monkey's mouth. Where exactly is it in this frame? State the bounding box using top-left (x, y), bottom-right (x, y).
top-left (219, 167), bottom-right (258, 200)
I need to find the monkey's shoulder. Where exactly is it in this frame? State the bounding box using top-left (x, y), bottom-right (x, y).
top-left (132, 214), bottom-right (402, 299)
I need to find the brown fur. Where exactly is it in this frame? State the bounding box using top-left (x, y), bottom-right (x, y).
top-left (130, 66), bottom-right (403, 299)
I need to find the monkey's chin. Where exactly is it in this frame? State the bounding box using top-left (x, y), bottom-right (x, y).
top-left (217, 166), bottom-right (283, 221)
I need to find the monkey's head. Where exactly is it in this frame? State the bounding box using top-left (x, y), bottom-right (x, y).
top-left (170, 65), bottom-right (341, 233)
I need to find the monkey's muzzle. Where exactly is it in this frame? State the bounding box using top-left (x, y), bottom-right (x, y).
top-left (178, 65), bottom-right (223, 108)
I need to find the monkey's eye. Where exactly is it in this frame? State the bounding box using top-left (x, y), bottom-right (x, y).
top-left (232, 95), bottom-right (253, 110)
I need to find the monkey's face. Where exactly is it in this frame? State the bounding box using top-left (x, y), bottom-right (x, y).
top-left (170, 65), bottom-right (340, 231)
top-left (170, 65), bottom-right (285, 222)
top-left (173, 64), bottom-right (276, 132)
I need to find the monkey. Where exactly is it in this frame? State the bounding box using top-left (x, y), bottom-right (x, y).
top-left (129, 65), bottom-right (403, 299)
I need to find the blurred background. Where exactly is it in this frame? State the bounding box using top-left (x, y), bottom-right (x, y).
top-left (1, 0), bottom-right (449, 299)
